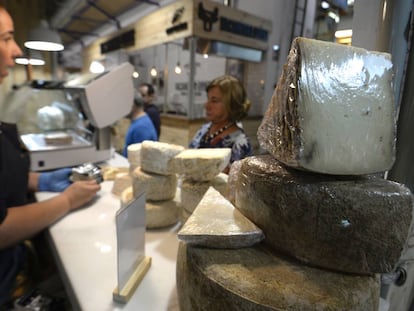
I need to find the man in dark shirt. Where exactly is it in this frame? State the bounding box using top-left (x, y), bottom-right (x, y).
top-left (138, 82), bottom-right (161, 139)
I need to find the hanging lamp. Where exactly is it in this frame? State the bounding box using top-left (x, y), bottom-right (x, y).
top-left (24, 20), bottom-right (64, 52)
top-left (174, 43), bottom-right (182, 74)
top-left (15, 49), bottom-right (45, 66)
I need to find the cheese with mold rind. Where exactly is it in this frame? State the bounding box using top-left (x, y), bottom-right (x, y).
top-left (234, 155), bottom-right (413, 274)
top-left (132, 166), bottom-right (177, 201)
top-left (258, 37), bottom-right (396, 175)
top-left (177, 243), bottom-right (380, 311)
top-left (171, 148), bottom-right (231, 181)
top-left (140, 140), bottom-right (184, 175)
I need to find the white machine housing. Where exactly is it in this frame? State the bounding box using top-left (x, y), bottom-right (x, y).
top-left (21, 62), bottom-right (134, 171)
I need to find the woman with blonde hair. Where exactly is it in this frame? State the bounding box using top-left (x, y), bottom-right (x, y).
top-left (189, 75), bottom-right (252, 172)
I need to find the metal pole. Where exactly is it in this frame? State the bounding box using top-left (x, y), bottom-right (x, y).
top-left (188, 37), bottom-right (196, 119)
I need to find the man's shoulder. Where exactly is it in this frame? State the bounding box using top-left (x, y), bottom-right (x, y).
top-left (144, 104), bottom-right (160, 113)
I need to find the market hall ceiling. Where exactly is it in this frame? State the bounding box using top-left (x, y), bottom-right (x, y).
top-left (48, 0), bottom-right (161, 48)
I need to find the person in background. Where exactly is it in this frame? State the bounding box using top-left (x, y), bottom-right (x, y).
top-left (138, 82), bottom-right (161, 138)
top-left (0, 6), bottom-right (101, 306)
top-left (123, 95), bottom-right (158, 157)
top-left (189, 75), bottom-right (252, 173)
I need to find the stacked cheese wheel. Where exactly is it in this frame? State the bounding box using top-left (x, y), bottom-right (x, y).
top-left (171, 148), bottom-right (231, 224)
top-left (176, 37), bottom-right (414, 310)
top-left (127, 141), bottom-right (184, 229)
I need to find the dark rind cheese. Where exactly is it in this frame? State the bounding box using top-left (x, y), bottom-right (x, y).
top-left (258, 37), bottom-right (395, 175)
top-left (235, 155), bottom-right (413, 274)
top-left (177, 242), bottom-right (380, 311)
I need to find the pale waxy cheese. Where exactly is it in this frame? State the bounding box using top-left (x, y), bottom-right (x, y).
top-left (140, 140), bottom-right (184, 175)
top-left (258, 37), bottom-right (396, 175)
top-left (171, 148), bottom-right (231, 181)
top-left (178, 187), bottom-right (264, 249)
top-left (132, 166), bottom-right (177, 201)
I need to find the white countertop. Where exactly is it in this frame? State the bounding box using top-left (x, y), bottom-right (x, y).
top-left (38, 154), bottom-right (180, 311)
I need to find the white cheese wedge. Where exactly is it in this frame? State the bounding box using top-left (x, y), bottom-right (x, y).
top-left (178, 187), bottom-right (264, 249)
top-left (140, 140), bottom-right (184, 175)
top-left (235, 155), bottom-right (413, 274)
top-left (177, 243), bottom-right (380, 311)
top-left (180, 173), bottom-right (228, 213)
top-left (171, 148), bottom-right (231, 181)
top-left (132, 166), bottom-right (177, 201)
top-left (258, 37), bottom-right (396, 175)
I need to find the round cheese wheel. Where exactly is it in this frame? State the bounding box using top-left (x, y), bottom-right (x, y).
top-left (177, 242), bottom-right (380, 311)
top-left (235, 155), bottom-right (413, 274)
top-left (132, 167), bottom-right (177, 201)
top-left (146, 199), bottom-right (179, 229)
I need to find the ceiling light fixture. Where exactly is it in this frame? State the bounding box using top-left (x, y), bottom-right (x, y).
top-left (174, 43), bottom-right (182, 74)
top-left (328, 11), bottom-right (340, 23)
top-left (321, 1), bottom-right (330, 9)
top-left (15, 50), bottom-right (45, 66)
top-left (24, 20), bottom-right (64, 52)
top-left (174, 62), bottom-right (182, 74)
top-left (150, 66), bottom-right (158, 77)
top-left (89, 60), bottom-right (105, 73)
top-left (335, 29), bottom-right (353, 38)
top-left (151, 46), bottom-right (158, 77)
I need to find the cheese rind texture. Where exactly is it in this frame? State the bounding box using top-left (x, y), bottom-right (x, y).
top-left (235, 155), bottom-right (413, 274)
top-left (111, 172), bottom-right (132, 197)
top-left (132, 167), bottom-right (177, 201)
top-left (178, 187), bottom-right (264, 248)
top-left (258, 37), bottom-right (396, 175)
top-left (127, 143), bottom-right (142, 173)
top-left (227, 160), bottom-right (242, 204)
top-left (140, 140), bottom-right (184, 175)
top-left (180, 173), bottom-right (228, 213)
top-left (177, 242), bottom-right (380, 311)
top-left (146, 199), bottom-right (179, 229)
top-left (171, 148), bottom-right (231, 181)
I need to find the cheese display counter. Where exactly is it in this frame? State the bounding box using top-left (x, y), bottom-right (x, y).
top-left (37, 154), bottom-right (180, 311)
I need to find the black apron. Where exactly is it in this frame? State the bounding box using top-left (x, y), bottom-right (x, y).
top-left (0, 122), bottom-right (31, 304)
